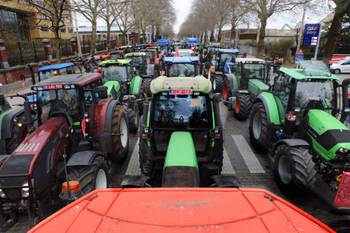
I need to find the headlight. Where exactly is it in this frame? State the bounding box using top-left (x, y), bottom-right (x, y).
top-left (21, 182), bottom-right (29, 198)
top-left (339, 148), bottom-right (348, 153)
top-left (0, 188), bottom-right (6, 198)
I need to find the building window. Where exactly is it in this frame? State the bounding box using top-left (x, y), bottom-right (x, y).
top-left (0, 9), bottom-right (30, 41)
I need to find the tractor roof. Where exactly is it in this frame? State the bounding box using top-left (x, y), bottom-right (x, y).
top-left (164, 56), bottom-right (199, 64)
top-left (38, 63), bottom-right (75, 72)
top-left (217, 48), bottom-right (240, 54)
top-left (28, 188), bottom-right (334, 233)
top-left (279, 67), bottom-right (338, 80)
top-left (125, 52), bottom-right (147, 57)
top-left (151, 76), bottom-right (212, 94)
top-left (33, 73), bottom-right (101, 88)
top-left (236, 58), bottom-right (265, 64)
top-left (99, 59), bottom-right (131, 66)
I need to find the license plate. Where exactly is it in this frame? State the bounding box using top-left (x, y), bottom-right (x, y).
top-left (169, 89), bottom-right (192, 95)
top-left (334, 172), bottom-right (350, 207)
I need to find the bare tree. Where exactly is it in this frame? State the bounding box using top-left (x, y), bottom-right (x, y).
top-left (116, 0), bottom-right (135, 44)
top-left (242, 0), bottom-right (310, 57)
top-left (73, 0), bottom-right (103, 55)
top-left (28, 0), bottom-right (71, 61)
top-left (324, 0), bottom-right (350, 61)
top-left (100, 0), bottom-right (126, 50)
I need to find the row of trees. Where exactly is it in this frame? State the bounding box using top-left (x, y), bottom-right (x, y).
top-left (179, 0), bottom-right (350, 60)
top-left (27, 0), bottom-right (176, 60)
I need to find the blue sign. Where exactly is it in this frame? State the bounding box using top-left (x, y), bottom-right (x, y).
top-left (303, 23), bottom-right (320, 46)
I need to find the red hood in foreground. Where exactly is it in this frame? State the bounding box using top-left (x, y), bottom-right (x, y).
top-left (29, 188), bottom-right (334, 233)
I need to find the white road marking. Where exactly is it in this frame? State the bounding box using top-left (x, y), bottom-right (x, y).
top-left (222, 147), bottom-right (236, 174)
top-left (231, 134), bottom-right (265, 174)
top-left (125, 139), bottom-right (141, 175)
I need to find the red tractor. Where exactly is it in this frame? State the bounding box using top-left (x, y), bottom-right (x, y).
top-left (0, 73), bottom-right (129, 230)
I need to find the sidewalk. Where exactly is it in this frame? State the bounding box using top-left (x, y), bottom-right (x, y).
top-left (0, 77), bottom-right (34, 95)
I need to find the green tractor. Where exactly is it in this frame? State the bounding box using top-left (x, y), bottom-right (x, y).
top-left (226, 58), bottom-right (271, 120)
top-left (249, 67), bottom-right (350, 193)
top-left (139, 76), bottom-right (223, 186)
top-left (99, 59), bottom-right (144, 133)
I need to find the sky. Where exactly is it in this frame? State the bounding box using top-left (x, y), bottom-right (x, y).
top-left (172, 0), bottom-right (194, 33)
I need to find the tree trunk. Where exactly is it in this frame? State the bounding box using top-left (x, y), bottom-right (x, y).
top-left (257, 17), bottom-right (267, 58)
top-left (106, 23), bottom-right (112, 51)
top-left (210, 30), bottom-right (215, 42)
top-left (217, 27), bottom-right (222, 43)
top-left (324, 3), bottom-right (350, 61)
top-left (90, 18), bottom-right (97, 55)
top-left (204, 31), bottom-right (208, 44)
top-left (54, 28), bottom-right (61, 62)
top-left (230, 18), bottom-right (237, 41)
top-left (155, 23), bottom-right (161, 40)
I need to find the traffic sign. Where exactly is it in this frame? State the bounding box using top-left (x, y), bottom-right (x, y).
top-left (303, 23), bottom-right (320, 46)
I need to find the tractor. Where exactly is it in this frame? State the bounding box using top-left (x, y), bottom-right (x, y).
top-left (38, 63), bottom-right (81, 82)
top-left (0, 73), bottom-right (129, 229)
top-left (225, 58), bottom-right (271, 120)
top-left (163, 56), bottom-right (202, 78)
top-left (139, 76), bottom-right (223, 186)
top-left (249, 67), bottom-right (350, 195)
top-left (141, 47), bottom-right (160, 65)
top-left (0, 93), bottom-right (29, 154)
top-left (209, 48), bottom-right (239, 94)
top-left (99, 59), bottom-right (145, 133)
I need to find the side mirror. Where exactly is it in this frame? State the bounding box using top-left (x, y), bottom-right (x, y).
top-left (213, 93), bottom-right (222, 103)
top-left (96, 86), bottom-right (108, 99)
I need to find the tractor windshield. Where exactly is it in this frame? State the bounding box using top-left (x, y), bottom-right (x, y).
top-left (129, 56), bottom-right (145, 66)
top-left (168, 64), bottom-right (195, 77)
top-left (153, 94), bottom-right (209, 128)
top-left (220, 53), bottom-right (236, 63)
top-left (37, 88), bottom-right (80, 119)
top-left (294, 80), bottom-right (334, 109)
top-left (103, 66), bottom-right (128, 82)
top-left (242, 63), bottom-right (265, 80)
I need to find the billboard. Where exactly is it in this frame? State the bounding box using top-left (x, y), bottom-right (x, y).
top-left (303, 23), bottom-right (320, 46)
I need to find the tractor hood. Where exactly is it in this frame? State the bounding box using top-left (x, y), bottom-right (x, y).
top-left (308, 109), bottom-right (350, 160)
top-left (29, 188), bottom-right (334, 233)
top-left (0, 117), bottom-right (69, 201)
top-left (248, 79), bottom-right (269, 97)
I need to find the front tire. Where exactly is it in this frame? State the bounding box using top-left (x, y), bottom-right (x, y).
top-left (213, 74), bottom-right (225, 94)
top-left (128, 103), bottom-right (139, 134)
top-left (110, 105), bottom-right (129, 162)
top-left (68, 156), bottom-right (110, 194)
top-left (143, 78), bottom-right (152, 97)
top-left (249, 102), bottom-right (271, 152)
top-left (274, 144), bottom-right (316, 192)
top-left (234, 94), bottom-right (252, 121)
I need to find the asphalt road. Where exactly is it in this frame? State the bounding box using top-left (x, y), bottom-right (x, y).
top-left (5, 72), bottom-right (350, 232)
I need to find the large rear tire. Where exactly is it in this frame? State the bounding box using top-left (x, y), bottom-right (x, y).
top-left (249, 102), bottom-right (271, 152)
top-left (68, 156), bottom-right (110, 194)
top-left (274, 144), bottom-right (316, 192)
top-left (213, 74), bottom-right (224, 94)
top-left (143, 78), bottom-right (152, 97)
top-left (128, 103), bottom-right (139, 134)
top-left (234, 94), bottom-right (252, 121)
top-left (110, 105), bottom-right (129, 162)
top-left (139, 138), bottom-right (153, 178)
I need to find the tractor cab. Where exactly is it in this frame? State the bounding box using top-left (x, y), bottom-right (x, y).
top-left (272, 68), bottom-right (338, 134)
top-left (140, 76), bottom-right (223, 186)
top-left (32, 73), bottom-right (105, 132)
top-left (125, 52), bottom-right (155, 76)
top-left (234, 58), bottom-right (270, 89)
top-left (38, 63), bottom-right (80, 82)
top-left (163, 56), bottom-right (201, 77)
top-left (141, 47), bottom-right (160, 65)
top-left (215, 49), bottom-right (240, 74)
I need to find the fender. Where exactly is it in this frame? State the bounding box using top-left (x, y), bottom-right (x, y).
top-left (103, 80), bottom-right (120, 98)
top-left (273, 139), bottom-right (309, 154)
top-left (1, 107), bottom-right (24, 139)
top-left (130, 76), bottom-right (142, 95)
top-left (248, 79), bottom-right (269, 97)
top-left (226, 73), bottom-right (239, 91)
top-left (256, 92), bottom-right (281, 125)
top-left (66, 151), bottom-right (105, 167)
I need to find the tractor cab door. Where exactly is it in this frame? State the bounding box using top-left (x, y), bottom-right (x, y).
top-left (340, 78), bottom-right (350, 126)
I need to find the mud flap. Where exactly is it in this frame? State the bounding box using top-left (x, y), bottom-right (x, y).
top-left (341, 79), bottom-right (350, 125)
top-left (334, 172), bottom-right (350, 207)
top-left (211, 175), bottom-right (240, 188)
top-left (121, 175), bottom-right (150, 187)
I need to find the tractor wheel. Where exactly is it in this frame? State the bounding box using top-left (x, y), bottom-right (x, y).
top-left (213, 75), bottom-right (225, 94)
top-left (6, 124), bottom-right (26, 154)
top-left (274, 144), bottom-right (316, 193)
top-left (139, 138), bottom-right (154, 178)
top-left (143, 78), bottom-right (152, 97)
top-left (249, 102), bottom-right (271, 152)
top-left (68, 156), bottom-right (110, 195)
top-left (334, 69), bottom-right (341, 74)
top-left (128, 103), bottom-right (139, 134)
top-left (234, 94), bottom-right (252, 121)
top-left (110, 105), bottom-right (129, 162)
